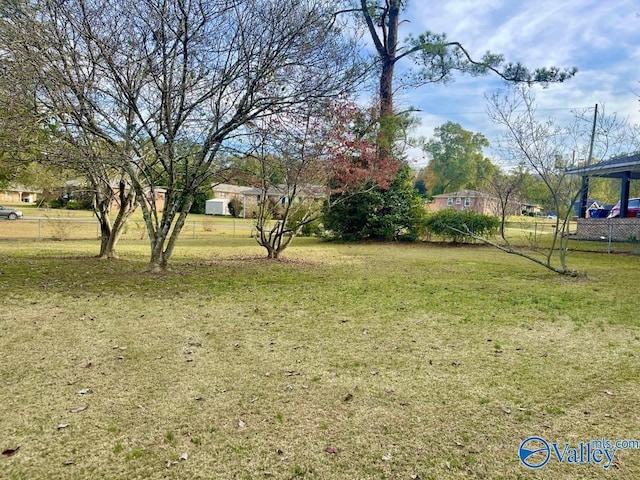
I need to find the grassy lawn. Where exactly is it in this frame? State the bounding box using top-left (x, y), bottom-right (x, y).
top-left (1, 236), bottom-right (639, 479)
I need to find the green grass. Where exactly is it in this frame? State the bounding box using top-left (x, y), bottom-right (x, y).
top-left (1, 237), bottom-right (639, 479)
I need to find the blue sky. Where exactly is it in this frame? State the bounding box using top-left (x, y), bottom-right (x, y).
top-left (389, 0), bottom-right (640, 167)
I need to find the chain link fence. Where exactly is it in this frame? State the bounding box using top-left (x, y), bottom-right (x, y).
top-left (0, 217), bottom-right (254, 241)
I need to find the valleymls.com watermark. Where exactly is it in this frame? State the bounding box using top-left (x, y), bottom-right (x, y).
top-left (519, 436), bottom-right (640, 470)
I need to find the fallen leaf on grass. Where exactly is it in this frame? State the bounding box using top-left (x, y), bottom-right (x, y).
top-left (2, 446), bottom-right (20, 457)
top-left (69, 405), bottom-right (88, 413)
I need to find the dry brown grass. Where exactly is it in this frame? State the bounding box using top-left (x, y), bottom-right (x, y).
top-left (1, 238), bottom-right (639, 479)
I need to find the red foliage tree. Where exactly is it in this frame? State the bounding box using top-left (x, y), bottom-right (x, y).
top-left (326, 100), bottom-right (401, 193)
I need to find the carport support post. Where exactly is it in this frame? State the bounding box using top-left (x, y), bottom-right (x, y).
top-left (578, 175), bottom-right (589, 218)
top-left (620, 171), bottom-right (630, 218)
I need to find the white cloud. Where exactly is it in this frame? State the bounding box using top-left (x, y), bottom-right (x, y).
top-left (395, 0), bottom-right (640, 164)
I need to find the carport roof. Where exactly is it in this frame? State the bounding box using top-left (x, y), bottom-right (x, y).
top-left (567, 152), bottom-right (640, 179)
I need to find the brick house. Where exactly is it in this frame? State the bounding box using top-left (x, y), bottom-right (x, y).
top-left (429, 190), bottom-right (502, 216)
top-left (0, 185), bottom-right (41, 203)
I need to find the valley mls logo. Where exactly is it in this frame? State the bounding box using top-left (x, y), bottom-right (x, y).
top-left (519, 437), bottom-right (551, 469)
top-left (519, 436), bottom-right (640, 470)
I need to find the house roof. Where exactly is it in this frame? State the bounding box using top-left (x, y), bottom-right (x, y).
top-left (243, 184), bottom-right (327, 198)
top-left (212, 183), bottom-right (254, 194)
top-left (567, 152), bottom-right (640, 179)
top-left (4, 184), bottom-right (43, 193)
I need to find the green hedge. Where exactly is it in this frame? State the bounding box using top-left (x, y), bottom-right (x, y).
top-left (424, 209), bottom-right (499, 243)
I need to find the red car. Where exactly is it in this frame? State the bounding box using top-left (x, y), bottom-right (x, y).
top-left (607, 198), bottom-right (640, 218)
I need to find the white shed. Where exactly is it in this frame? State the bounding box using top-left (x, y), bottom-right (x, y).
top-left (205, 198), bottom-right (230, 215)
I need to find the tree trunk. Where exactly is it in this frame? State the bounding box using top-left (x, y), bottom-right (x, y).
top-left (94, 185), bottom-right (136, 259)
top-left (98, 218), bottom-right (114, 259)
top-left (378, 58), bottom-right (396, 160)
top-left (360, 0), bottom-right (400, 161)
top-left (144, 195), bottom-right (194, 272)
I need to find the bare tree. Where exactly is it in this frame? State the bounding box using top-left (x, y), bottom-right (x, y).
top-left (488, 167), bottom-right (525, 242)
top-left (247, 107), bottom-right (331, 259)
top-left (1, 0), bottom-right (139, 258)
top-left (11, 0), bottom-right (364, 270)
top-left (485, 87), bottom-right (589, 275)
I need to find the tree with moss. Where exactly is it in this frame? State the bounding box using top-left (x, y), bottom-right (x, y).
top-left (353, 0), bottom-right (577, 158)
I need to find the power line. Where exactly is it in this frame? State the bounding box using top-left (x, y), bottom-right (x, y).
top-left (420, 106), bottom-right (595, 116)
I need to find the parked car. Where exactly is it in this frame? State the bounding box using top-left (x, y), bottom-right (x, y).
top-left (607, 198), bottom-right (640, 218)
top-left (0, 206), bottom-right (23, 220)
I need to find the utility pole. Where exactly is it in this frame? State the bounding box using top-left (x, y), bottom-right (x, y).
top-left (578, 104), bottom-right (598, 218)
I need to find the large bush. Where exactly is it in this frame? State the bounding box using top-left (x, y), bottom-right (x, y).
top-left (324, 164), bottom-right (425, 242)
top-left (285, 205), bottom-right (323, 236)
top-left (424, 209), bottom-right (499, 243)
top-left (189, 186), bottom-right (215, 214)
top-left (228, 197), bottom-right (243, 218)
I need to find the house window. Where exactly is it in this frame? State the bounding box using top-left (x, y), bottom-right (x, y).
top-left (464, 198), bottom-right (471, 207)
top-left (456, 198), bottom-right (461, 205)
top-left (447, 198), bottom-right (453, 206)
